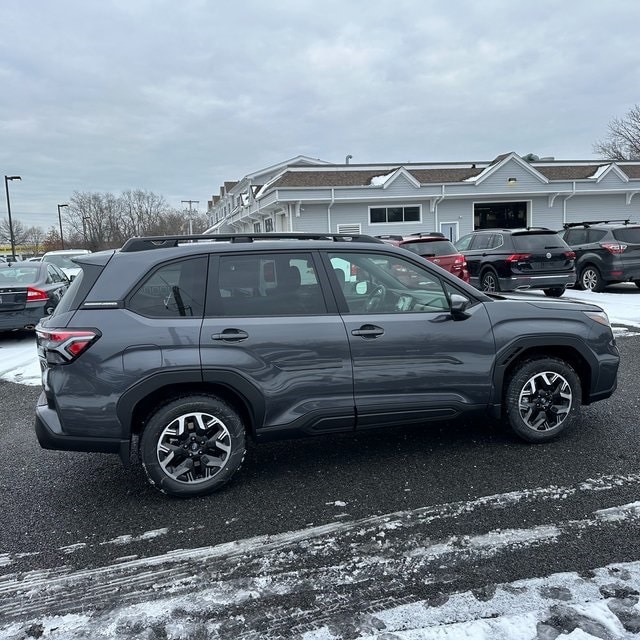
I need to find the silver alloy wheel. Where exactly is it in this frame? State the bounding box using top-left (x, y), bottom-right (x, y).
top-left (581, 268), bottom-right (599, 291)
top-left (156, 411), bottom-right (232, 484)
top-left (518, 371), bottom-right (572, 431)
top-left (482, 272), bottom-right (498, 292)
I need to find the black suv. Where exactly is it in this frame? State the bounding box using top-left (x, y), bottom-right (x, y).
top-left (455, 228), bottom-right (576, 296)
top-left (35, 233), bottom-right (618, 497)
top-left (559, 219), bottom-right (640, 292)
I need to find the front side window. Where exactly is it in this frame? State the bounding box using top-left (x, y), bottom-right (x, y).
top-left (455, 234), bottom-right (474, 251)
top-left (369, 206), bottom-right (421, 224)
top-left (329, 251), bottom-right (449, 314)
top-left (211, 253), bottom-right (326, 317)
top-left (128, 257), bottom-right (207, 318)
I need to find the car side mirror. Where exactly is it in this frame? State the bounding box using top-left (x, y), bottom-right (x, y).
top-left (450, 293), bottom-right (471, 319)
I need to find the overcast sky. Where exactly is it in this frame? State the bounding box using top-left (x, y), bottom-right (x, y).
top-left (2, 0), bottom-right (639, 230)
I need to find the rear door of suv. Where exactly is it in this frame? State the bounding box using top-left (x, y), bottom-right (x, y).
top-left (200, 250), bottom-right (355, 437)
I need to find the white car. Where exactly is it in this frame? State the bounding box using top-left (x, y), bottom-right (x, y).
top-left (41, 249), bottom-right (91, 280)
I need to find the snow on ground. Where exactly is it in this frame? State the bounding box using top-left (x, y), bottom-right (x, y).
top-left (0, 286), bottom-right (638, 387)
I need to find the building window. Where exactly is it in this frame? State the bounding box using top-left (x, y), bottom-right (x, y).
top-left (369, 206), bottom-right (420, 224)
top-left (264, 218), bottom-right (274, 233)
top-left (253, 222), bottom-right (262, 233)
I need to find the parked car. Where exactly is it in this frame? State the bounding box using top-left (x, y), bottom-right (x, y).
top-left (41, 249), bottom-right (91, 280)
top-left (35, 233), bottom-right (618, 497)
top-left (0, 262), bottom-right (70, 331)
top-left (26, 256), bottom-right (43, 262)
top-left (376, 235), bottom-right (470, 283)
top-left (559, 219), bottom-right (640, 292)
top-left (455, 228), bottom-right (576, 296)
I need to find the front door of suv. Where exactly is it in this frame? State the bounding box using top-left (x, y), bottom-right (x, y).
top-left (200, 251), bottom-right (354, 437)
top-left (325, 251), bottom-right (496, 428)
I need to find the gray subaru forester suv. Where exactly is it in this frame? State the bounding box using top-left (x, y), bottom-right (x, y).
top-left (35, 233), bottom-right (619, 497)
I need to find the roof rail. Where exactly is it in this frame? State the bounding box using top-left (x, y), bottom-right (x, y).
top-left (562, 219), bottom-right (630, 229)
top-left (374, 234), bottom-right (404, 241)
top-left (120, 233), bottom-right (384, 252)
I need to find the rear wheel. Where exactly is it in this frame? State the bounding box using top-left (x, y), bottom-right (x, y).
top-left (578, 265), bottom-right (604, 292)
top-left (543, 287), bottom-right (565, 298)
top-left (140, 394), bottom-right (246, 498)
top-left (504, 357), bottom-right (581, 443)
top-left (481, 270), bottom-right (500, 292)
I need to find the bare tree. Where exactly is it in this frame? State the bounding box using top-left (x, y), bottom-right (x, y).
top-left (0, 218), bottom-right (31, 245)
top-left (594, 105), bottom-right (640, 160)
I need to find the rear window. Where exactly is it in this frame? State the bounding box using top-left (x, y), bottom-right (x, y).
top-left (512, 233), bottom-right (568, 251)
top-left (613, 227), bottom-right (640, 243)
top-left (401, 240), bottom-right (457, 257)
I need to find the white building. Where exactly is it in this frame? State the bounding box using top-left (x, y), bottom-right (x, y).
top-left (206, 153), bottom-right (640, 241)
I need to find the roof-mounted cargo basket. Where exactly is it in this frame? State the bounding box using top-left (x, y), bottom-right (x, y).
top-left (120, 233), bottom-right (384, 252)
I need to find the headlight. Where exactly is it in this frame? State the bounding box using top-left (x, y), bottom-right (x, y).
top-left (583, 310), bottom-right (611, 327)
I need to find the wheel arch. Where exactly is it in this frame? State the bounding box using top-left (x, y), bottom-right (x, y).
top-left (492, 341), bottom-right (593, 417)
top-left (117, 370), bottom-right (263, 442)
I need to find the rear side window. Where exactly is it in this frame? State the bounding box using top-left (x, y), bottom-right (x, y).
top-left (210, 252), bottom-right (327, 317)
top-left (128, 257), bottom-right (207, 318)
top-left (587, 229), bottom-right (607, 243)
top-left (512, 233), bottom-right (567, 251)
top-left (564, 229), bottom-right (589, 244)
top-left (470, 234), bottom-right (495, 250)
top-left (613, 227), bottom-right (640, 243)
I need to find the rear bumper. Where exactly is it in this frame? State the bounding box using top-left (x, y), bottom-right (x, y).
top-left (501, 272), bottom-right (576, 291)
top-left (35, 392), bottom-right (130, 465)
top-left (0, 305), bottom-right (46, 331)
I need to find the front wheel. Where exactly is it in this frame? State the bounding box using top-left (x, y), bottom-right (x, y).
top-left (140, 394), bottom-right (246, 498)
top-left (504, 357), bottom-right (581, 443)
top-left (543, 287), bottom-right (565, 298)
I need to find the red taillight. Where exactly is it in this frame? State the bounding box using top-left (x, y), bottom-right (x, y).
top-left (36, 328), bottom-right (98, 362)
top-left (451, 255), bottom-right (467, 271)
top-left (506, 253), bottom-right (532, 262)
top-left (27, 287), bottom-right (49, 301)
top-left (601, 242), bottom-right (627, 255)
top-left (563, 251), bottom-right (576, 260)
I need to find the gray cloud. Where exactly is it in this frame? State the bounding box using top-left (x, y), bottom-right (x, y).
top-left (1, 0), bottom-right (639, 230)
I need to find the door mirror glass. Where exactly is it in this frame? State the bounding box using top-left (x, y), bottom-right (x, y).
top-left (355, 281), bottom-right (368, 295)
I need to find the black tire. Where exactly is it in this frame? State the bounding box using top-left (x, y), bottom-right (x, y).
top-left (578, 265), bottom-right (605, 292)
top-left (481, 269), bottom-right (500, 293)
top-left (140, 394), bottom-right (246, 498)
top-left (634, 280), bottom-right (640, 289)
top-left (504, 357), bottom-right (581, 443)
top-left (543, 287), bottom-right (565, 298)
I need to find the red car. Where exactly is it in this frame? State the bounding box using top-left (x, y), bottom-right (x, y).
top-left (376, 234), bottom-right (470, 283)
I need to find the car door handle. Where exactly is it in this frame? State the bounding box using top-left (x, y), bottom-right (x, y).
top-left (211, 329), bottom-right (249, 342)
top-left (351, 324), bottom-right (384, 338)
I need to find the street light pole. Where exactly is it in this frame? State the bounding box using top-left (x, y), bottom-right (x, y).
top-left (4, 175), bottom-right (21, 260)
top-left (57, 204), bottom-right (68, 250)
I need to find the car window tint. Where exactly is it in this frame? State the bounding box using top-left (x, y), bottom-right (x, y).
top-left (512, 234), bottom-right (567, 251)
top-left (211, 253), bottom-right (326, 317)
top-left (585, 229), bottom-right (606, 242)
top-left (401, 240), bottom-right (457, 257)
top-left (328, 252), bottom-right (449, 314)
top-left (566, 229), bottom-right (589, 244)
top-left (454, 234), bottom-right (473, 251)
top-left (471, 234), bottom-right (493, 250)
top-left (613, 227), bottom-right (640, 243)
top-left (128, 257), bottom-right (207, 318)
